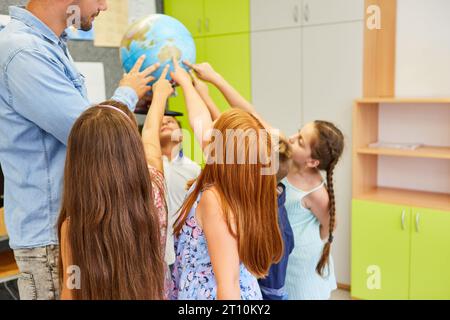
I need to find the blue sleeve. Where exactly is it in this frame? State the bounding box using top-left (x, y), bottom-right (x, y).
top-left (111, 86), bottom-right (138, 112)
top-left (5, 49), bottom-right (138, 145)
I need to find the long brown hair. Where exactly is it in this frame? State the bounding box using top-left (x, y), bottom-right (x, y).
top-left (174, 108), bottom-right (284, 278)
top-left (57, 100), bottom-right (165, 300)
top-left (310, 121), bottom-right (344, 277)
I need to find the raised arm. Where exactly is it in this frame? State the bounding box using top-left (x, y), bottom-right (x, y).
top-left (189, 70), bottom-right (222, 121)
top-left (185, 61), bottom-right (273, 130)
top-left (170, 58), bottom-right (213, 151)
top-left (141, 65), bottom-right (174, 173)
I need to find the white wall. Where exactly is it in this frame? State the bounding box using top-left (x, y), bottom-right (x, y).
top-left (396, 0), bottom-right (450, 97)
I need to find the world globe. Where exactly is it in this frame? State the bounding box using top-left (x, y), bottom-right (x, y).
top-left (120, 14), bottom-right (196, 86)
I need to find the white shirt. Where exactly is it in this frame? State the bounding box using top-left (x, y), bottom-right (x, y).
top-left (163, 151), bottom-right (201, 265)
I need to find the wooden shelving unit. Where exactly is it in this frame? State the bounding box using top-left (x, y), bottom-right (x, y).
top-left (0, 207), bottom-right (7, 237)
top-left (357, 146), bottom-right (450, 160)
top-left (355, 98), bottom-right (450, 104)
top-left (357, 187), bottom-right (450, 212)
top-left (352, 98), bottom-right (450, 209)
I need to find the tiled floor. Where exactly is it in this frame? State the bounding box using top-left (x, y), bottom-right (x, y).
top-left (331, 289), bottom-right (352, 300)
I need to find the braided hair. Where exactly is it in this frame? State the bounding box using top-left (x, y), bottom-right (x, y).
top-left (310, 121), bottom-right (344, 277)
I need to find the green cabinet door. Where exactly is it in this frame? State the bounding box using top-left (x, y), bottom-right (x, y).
top-left (204, 33), bottom-right (251, 112)
top-left (410, 207), bottom-right (450, 300)
top-left (351, 200), bottom-right (411, 300)
top-left (164, 0), bottom-right (204, 37)
top-left (204, 0), bottom-right (250, 35)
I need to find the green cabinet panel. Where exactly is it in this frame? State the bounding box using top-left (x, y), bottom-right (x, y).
top-left (204, 0), bottom-right (250, 35)
top-left (204, 33), bottom-right (251, 112)
top-left (351, 200), bottom-right (411, 300)
top-left (164, 0), bottom-right (204, 37)
top-left (165, 0), bottom-right (249, 37)
top-left (410, 207), bottom-right (450, 300)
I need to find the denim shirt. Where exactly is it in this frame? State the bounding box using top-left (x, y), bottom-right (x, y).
top-left (0, 7), bottom-right (138, 249)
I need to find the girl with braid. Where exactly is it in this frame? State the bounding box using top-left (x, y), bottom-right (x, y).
top-left (283, 121), bottom-right (344, 300)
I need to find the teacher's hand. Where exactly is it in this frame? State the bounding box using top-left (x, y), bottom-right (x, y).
top-left (120, 55), bottom-right (159, 99)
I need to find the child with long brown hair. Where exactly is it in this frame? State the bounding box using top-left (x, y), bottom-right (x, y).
top-left (169, 59), bottom-right (283, 300)
top-left (58, 65), bottom-right (174, 300)
top-left (283, 121), bottom-right (344, 300)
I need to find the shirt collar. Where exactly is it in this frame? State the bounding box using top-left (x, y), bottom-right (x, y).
top-left (163, 145), bottom-right (184, 164)
top-left (9, 6), bottom-right (65, 45)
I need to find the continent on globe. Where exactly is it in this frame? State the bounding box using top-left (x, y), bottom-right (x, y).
top-left (120, 14), bottom-right (196, 86)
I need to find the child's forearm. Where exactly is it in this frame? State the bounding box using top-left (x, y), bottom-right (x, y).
top-left (142, 93), bottom-right (165, 144)
top-left (197, 89), bottom-right (222, 121)
top-left (210, 75), bottom-right (273, 130)
top-left (182, 84), bottom-right (213, 149)
top-left (142, 93), bottom-right (166, 170)
top-left (211, 75), bottom-right (256, 115)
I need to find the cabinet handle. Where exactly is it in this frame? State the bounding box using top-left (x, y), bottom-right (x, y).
top-left (293, 5), bottom-right (299, 23)
top-left (205, 18), bottom-right (210, 33)
top-left (401, 210), bottom-right (406, 230)
top-left (304, 3), bottom-right (310, 23)
top-left (415, 213), bottom-right (420, 233)
top-left (197, 18), bottom-right (202, 33)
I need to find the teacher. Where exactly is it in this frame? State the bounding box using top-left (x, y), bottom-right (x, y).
top-left (0, 1), bottom-right (156, 300)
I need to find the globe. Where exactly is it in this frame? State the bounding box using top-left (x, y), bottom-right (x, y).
top-left (120, 14), bottom-right (196, 86)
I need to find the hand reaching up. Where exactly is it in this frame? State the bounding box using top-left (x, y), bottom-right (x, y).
top-left (119, 55), bottom-right (160, 99)
top-left (184, 61), bottom-right (221, 84)
top-left (152, 65), bottom-right (174, 100)
top-left (191, 71), bottom-right (210, 98)
top-left (170, 58), bottom-right (193, 88)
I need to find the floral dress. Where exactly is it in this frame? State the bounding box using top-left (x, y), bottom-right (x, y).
top-left (170, 187), bottom-right (262, 300)
top-left (148, 165), bottom-right (171, 299)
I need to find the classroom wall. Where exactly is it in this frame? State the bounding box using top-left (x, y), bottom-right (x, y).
top-left (396, 0), bottom-right (450, 97)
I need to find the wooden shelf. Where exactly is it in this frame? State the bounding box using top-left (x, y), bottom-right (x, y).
top-left (356, 98), bottom-right (450, 104)
top-left (0, 207), bottom-right (6, 237)
top-left (0, 251), bottom-right (19, 282)
top-left (355, 187), bottom-right (450, 211)
top-left (357, 146), bottom-right (450, 160)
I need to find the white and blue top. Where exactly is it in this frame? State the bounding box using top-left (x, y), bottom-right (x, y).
top-left (282, 177), bottom-right (337, 300)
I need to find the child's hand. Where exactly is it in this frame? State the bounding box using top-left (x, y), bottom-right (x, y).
top-left (191, 71), bottom-right (210, 97)
top-left (152, 65), bottom-right (174, 100)
top-left (170, 58), bottom-right (193, 88)
top-left (184, 61), bottom-right (221, 84)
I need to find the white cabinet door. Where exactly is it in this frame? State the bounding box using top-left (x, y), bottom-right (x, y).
top-left (302, 21), bottom-right (363, 285)
top-left (302, 0), bottom-right (364, 25)
top-left (251, 28), bottom-right (302, 136)
top-left (251, 0), bottom-right (303, 31)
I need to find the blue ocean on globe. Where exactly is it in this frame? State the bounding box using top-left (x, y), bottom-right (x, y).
top-left (120, 14), bottom-right (196, 86)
